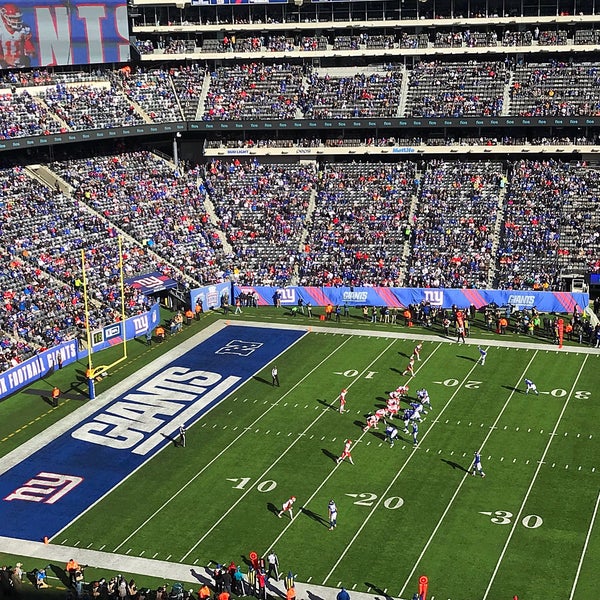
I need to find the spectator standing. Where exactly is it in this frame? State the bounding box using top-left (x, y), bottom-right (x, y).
top-left (257, 570), bottom-right (266, 600)
top-left (233, 567), bottom-right (245, 596)
top-left (198, 584), bottom-right (211, 600)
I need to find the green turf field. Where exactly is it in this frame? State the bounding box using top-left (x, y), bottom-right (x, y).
top-left (38, 325), bottom-right (599, 600)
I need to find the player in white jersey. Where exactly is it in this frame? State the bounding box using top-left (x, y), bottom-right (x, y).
top-left (412, 422), bottom-right (419, 446)
top-left (402, 409), bottom-right (413, 433)
top-left (402, 357), bottom-right (415, 377)
top-left (524, 378), bottom-right (539, 395)
top-left (478, 346), bottom-right (487, 366)
top-left (336, 439), bottom-right (354, 464)
top-left (472, 451), bottom-right (486, 477)
top-left (363, 413), bottom-right (380, 432)
top-left (384, 424), bottom-right (399, 448)
top-left (0, 5), bottom-right (36, 68)
top-left (386, 397), bottom-right (400, 417)
top-left (409, 402), bottom-right (424, 422)
top-left (416, 388), bottom-right (431, 412)
top-left (375, 407), bottom-right (388, 420)
top-left (277, 496), bottom-right (296, 518)
top-left (396, 384), bottom-right (409, 397)
top-left (339, 388), bottom-right (347, 413)
top-left (328, 499), bottom-right (337, 530)
top-left (412, 342), bottom-right (423, 361)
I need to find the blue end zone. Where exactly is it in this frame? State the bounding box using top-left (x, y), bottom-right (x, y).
top-left (0, 325), bottom-right (306, 541)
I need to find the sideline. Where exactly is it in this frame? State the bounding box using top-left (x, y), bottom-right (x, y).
top-left (0, 537), bottom-right (396, 600)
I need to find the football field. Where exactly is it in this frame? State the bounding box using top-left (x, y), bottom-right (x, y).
top-left (2, 320), bottom-right (599, 600)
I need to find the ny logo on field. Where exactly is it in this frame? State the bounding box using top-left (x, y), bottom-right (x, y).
top-left (423, 290), bottom-right (444, 306)
top-left (4, 472), bottom-right (83, 504)
top-left (216, 340), bottom-right (264, 357)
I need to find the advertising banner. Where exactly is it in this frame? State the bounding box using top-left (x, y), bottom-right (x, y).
top-left (0, 339), bottom-right (80, 401)
top-left (0, 303), bottom-right (160, 401)
top-left (90, 302), bottom-right (160, 352)
top-left (1, 0), bottom-right (129, 69)
top-left (190, 282), bottom-right (231, 311)
top-left (233, 285), bottom-right (588, 313)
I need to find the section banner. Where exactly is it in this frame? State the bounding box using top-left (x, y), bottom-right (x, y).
top-left (233, 285), bottom-right (588, 314)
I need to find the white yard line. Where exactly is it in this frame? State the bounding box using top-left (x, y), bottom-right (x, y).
top-left (323, 344), bottom-right (496, 587)
top-left (111, 334), bottom-right (355, 553)
top-left (397, 350), bottom-right (539, 596)
top-left (481, 354), bottom-right (589, 600)
top-left (569, 488), bottom-right (600, 600)
top-left (180, 337), bottom-right (404, 562)
top-left (262, 342), bottom-right (443, 557)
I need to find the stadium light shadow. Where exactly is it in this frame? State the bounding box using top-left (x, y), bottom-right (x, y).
top-left (441, 459), bottom-right (469, 473)
top-left (252, 376), bottom-right (272, 386)
top-left (267, 502), bottom-right (279, 517)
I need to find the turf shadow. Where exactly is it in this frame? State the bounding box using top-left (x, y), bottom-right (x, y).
top-left (365, 583), bottom-right (394, 600)
top-left (49, 564), bottom-right (70, 588)
top-left (253, 376), bottom-right (272, 386)
top-left (502, 385), bottom-right (522, 393)
top-left (441, 458), bottom-right (469, 473)
top-left (300, 507), bottom-right (329, 527)
top-left (316, 398), bottom-right (335, 410)
top-left (267, 502), bottom-right (280, 517)
top-left (456, 355), bottom-right (477, 362)
top-left (353, 419), bottom-right (366, 430)
top-left (369, 431), bottom-right (386, 441)
top-left (189, 569), bottom-right (211, 586)
top-left (161, 432), bottom-right (182, 447)
top-left (266, 580), bottom-right (286, 598)
top-left (321, 448), bottom-right (338, 463)
top-left (389, 367), bottom-right (403, 375)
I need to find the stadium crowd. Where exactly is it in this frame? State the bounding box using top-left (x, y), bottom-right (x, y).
top-left (1, 59), bottom-right (600, 138)
top-left (0, 152), bottom-right (597, 370)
